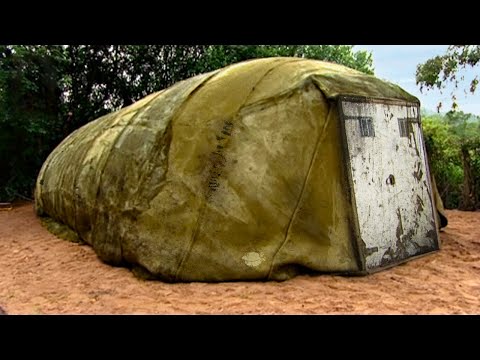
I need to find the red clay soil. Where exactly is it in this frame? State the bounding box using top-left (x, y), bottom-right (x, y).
top-left (1, 202), bottom-right (479, 315)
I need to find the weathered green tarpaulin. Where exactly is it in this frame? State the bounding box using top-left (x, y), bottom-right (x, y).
top-left (35, 57), bottom-right (444, 282)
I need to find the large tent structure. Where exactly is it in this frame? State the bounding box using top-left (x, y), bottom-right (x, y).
top-left (35, 57), bottom-right (443, 282)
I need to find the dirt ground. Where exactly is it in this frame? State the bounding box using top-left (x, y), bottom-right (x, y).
top-left (0, 202), bottom-right (479, 315)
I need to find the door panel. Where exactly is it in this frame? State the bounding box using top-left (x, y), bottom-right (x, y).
top-left (339, 98), bottom-right (439, 271)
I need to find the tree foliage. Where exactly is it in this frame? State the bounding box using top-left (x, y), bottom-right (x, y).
top-left (63, 45), bottom-right (208, 132)
top-left (416, 45), bottom-right (480, 112)
top-left (422, 110), bottom-right (480, 210)
top-left (417, 45), bottom-right (480, 210)
top-left (197, 45), bottom-right (374, 75)
top-left (0, 45), bottom-right (373, 201)
top-left (0, 45), bottom-right (67, 200)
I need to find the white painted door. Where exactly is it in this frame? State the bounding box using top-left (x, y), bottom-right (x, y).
top-left (339, 98), bottom-right (439, 271)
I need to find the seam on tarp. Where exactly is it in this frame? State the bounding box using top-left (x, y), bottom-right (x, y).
top-left (174, 58), bottom-right (300, 281)
top-left (237, 82), bottom-right (313, 118)
top-left (71, 111), bottom-right (124, 234)
top-left (179, 70), bottom-right (222, 108)
top-left (37, 121), bottom-right (94, 218)
top-left (133, 71), bottom-right (221, 212)
top-left (37, 123), bottom-right (87, 194)
top-left (90, 93), bottom-right (164, 206)
top-left (267, 87), bottom-right (333, 279)
top-left (89, 93), bottom-right (163, 202)
top-left (88, 92), bottom-right (164, 252)
top-left (236, 61), bottom-right (317, 115)
top-left (56, 117), bottom-right (115, 229)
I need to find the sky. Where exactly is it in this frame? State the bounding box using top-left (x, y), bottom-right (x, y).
top-left (353, 45), bottom-right (480, 116)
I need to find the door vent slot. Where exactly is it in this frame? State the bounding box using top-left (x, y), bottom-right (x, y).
top-left (359, 117), bottom-right (375, 137)
top-left (398, 118), bottom-right (415, 137)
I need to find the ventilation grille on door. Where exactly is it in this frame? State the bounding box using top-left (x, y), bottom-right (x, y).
top-left (359, 117), bottom-right (375, 137)
top-left (398, 118), bottom-right (417, 137)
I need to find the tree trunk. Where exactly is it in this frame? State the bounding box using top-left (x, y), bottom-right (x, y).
top-left (459, 146), bottom-right (477, 211)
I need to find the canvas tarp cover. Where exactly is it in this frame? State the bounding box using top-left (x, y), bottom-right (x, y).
top-left (35, 57), bottom-right (438, 281)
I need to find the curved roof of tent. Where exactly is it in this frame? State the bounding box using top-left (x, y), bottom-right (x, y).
top-left (35, 57), bottom-right (423, 282)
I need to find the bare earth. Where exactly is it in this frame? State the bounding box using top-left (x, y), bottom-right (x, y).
top-left (1, 203), bottom-right (479, 315)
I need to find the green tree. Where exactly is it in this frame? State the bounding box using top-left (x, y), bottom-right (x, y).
top-left (444, 111), bottom-right (480, 210)
top-left (197, 45), bottom-right (373, 75)
top-left (422, 111), bottom-right (480, 210)
top-left (1, 45), bottom-right (210, 200)
top-left (63, 45), bottom-right (208, 132)
top-left (422, 114), bottom-right (463, 208)
top-left (416, 45), bottom-right (480, 112)
top-left (1, 45), bottom-right (374, 202)
top-left (0, 45), bottom-right (67, 201)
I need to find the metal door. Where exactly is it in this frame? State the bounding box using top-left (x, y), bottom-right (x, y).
top-left (339, 97), bottom-right (439, 271)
